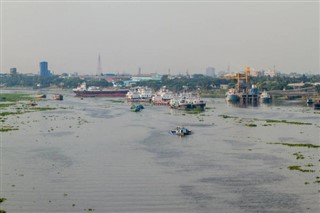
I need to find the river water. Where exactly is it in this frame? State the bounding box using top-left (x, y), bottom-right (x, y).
top-left (1, 90), bottom-right (319, 213)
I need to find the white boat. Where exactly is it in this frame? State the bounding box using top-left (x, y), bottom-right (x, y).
top-left (260, 90), bottom-right (272, 103)
top-left (152, 86), bottom-right (175, 105)
top-left (126, 87), bottom-right (153, 102)
top-left (169, 92), bottom-right (206, 110)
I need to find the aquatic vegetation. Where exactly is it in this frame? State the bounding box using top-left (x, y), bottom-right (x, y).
top-left (0, 111), bottom-right (22, 117)
top-left (31, 107), bottom-right (57, 111)
top-left (0, 93), bottom-right (33, 102)
top-left (0, 103), bottom-right (15, 108)
top-left (268, 142), bottom-right (320, 148)
top-left (186, 107), bottom-right (205, 114)
top-left (293, 152), bottom-right (305, 160)
top-left (288, 165), bottom-right (315, 172)
top-left (219, 114), bottom-right (238, 119)
top-left (265, 119), bottom-right (312, 125)
top-left (0, 126), bottom-right (18, 132)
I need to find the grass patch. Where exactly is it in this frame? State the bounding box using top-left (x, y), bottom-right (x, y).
top-left (268, 142), bottom-right (320, 148)
top-left (0, 198), bottom-right (6, 203)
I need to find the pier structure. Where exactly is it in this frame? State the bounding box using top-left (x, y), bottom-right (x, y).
top-left (224, 66), bottom-right (259, 104)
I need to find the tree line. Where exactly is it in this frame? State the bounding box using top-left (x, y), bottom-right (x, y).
top-left (1, 73), bottom-right (320, 94)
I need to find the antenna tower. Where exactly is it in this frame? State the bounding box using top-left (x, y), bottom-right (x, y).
top-left (97, 54), bottom-right (102, 76)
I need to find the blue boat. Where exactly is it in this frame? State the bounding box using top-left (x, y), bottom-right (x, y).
top-left (170, 127), bottom-right (192, 136)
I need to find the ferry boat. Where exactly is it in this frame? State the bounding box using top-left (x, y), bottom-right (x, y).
top-left (169, 93), bottom-right (206, 110)
top-left (169, 97), bottom-right (193, 110)
top-left (73, 82), bottom-right (129, 97)
top-left (126, 87), bottom-right (153, 102)
top-left (152, 86), bottom-right (175, 105)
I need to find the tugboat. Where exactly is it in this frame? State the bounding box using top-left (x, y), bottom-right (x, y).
top-left (170, 126), bottom-right (192, 136)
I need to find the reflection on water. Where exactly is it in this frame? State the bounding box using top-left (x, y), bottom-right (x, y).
top-left (1, 90), bottom-right (319, 213)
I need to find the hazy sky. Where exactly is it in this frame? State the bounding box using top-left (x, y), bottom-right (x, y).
top-left (1, 0), bottom-right (319, 75)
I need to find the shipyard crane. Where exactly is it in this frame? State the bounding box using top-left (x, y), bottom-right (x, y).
top-left (224, 66), bottom-right (251, 92)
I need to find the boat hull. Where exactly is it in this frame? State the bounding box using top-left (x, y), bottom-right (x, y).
top-left (73, 90), bottom-right (128, 97)
top-left (226, 94), bottom-right (240, 102)
top-left (261, 97), bottom-right (272, 103)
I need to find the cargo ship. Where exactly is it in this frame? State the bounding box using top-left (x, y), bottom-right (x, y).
top-left (73, 82), bottom-right (129, 97)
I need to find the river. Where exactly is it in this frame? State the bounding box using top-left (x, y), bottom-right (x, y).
top-left (1, 90), bottom-right (319, 212)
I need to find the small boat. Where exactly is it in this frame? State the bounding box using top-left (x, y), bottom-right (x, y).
top-left (306, 98), bottom-right (313, 105)
top-left (52, 94), bottom-right (63, 100)
top-left (260, 90), bottom-right (272, 103)
top-left (35, 93), bottom-right (46, 99)
top-left (314, 100), bottom-right (320, 110)
top-left (130, 104), bottom-right (144, 112)
top-left (170, 127), bottom-right (192, 136)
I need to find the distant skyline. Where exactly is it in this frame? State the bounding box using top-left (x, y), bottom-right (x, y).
top-left (1, 1), bottom-right (319, 75)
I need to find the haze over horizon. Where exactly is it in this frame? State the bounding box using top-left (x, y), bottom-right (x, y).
top-left (1, 1), bottom-right (319, 75)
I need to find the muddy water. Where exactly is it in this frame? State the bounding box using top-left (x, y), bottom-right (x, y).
top-left (1, 91), bottom-right (319, 212)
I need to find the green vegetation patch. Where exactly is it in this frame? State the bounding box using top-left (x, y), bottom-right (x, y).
top-left (0, 93), bottom-right (33, 102)
top-left (186, 108), bottom-right (205, 114)
top-left (293, 152), bottom-right (305, 160)
top-left (0, 198), bottom-right (6, 203)
top-left (219, 114), bottom-right (238, 119)
top-left (246, 123), bottom-right (257, 127)
top-left (268, 142), bottom-right (320, 148)
top-left (0, 103), bottom-right (15, 108)
top-left (0, 111), bottom-right (22, 117)
top-left (288, 165), bottom-right (315, 172)
top-left (0, 126), bottom-right (19, 132)
top-left (265, 119), bottom-right (312, 125)
top-left (31, 107), bottom-right (57, 111)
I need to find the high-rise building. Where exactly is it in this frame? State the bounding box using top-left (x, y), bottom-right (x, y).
top-left (206, 67), bottom-right (216, 77)
top-left (10, 68), bottom-right (17, 75)
top-left (39, 61), bottom-right (51, 77)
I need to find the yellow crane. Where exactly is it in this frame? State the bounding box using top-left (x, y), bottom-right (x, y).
top-left (224, 66), bottom-right (251, 92)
